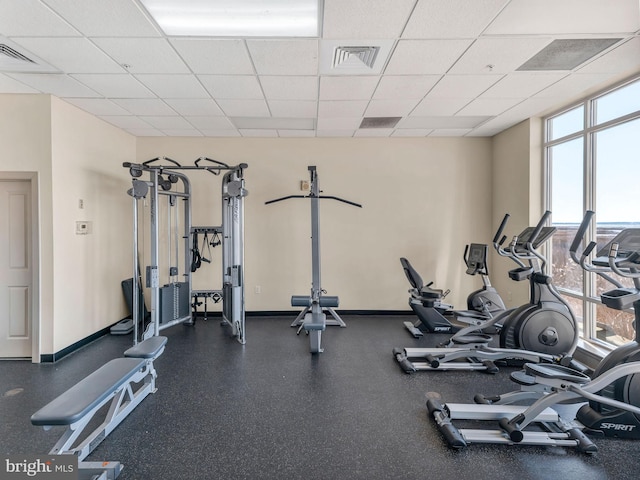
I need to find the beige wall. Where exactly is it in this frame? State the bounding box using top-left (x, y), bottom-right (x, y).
top-left (1, 92), bottom-right (540, 356)
top-left (136, 136), bottom-right (495, 312)
top-left (50, 97), bottom-right (136, 352)
top-left (490, 118), bottom-right (544, 308)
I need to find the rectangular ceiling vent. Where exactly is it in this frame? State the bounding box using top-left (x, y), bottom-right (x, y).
top-left (359, 117), bottom-right (401, 129)
top-left (0, 44), bottom-right (35, 64)
top-left (517, 38), bottom-right (621, 71)
top-left (332, 46), bottom-right (380, 70)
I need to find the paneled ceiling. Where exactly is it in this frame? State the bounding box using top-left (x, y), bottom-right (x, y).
top-left (0, 0), bottom-right (639, 138)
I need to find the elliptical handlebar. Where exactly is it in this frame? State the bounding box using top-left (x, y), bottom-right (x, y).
top-left (493, 213), bottom-right (510, 244)
top-left (609, 243), bottom-right (640, 279)
top-left (526, 210), bottom-right (551, 251)
top-left (570, 210), bottom-right (625, 288)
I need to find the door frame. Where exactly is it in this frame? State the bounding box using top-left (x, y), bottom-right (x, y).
top-left (1, 172), bottom-right (40, 362)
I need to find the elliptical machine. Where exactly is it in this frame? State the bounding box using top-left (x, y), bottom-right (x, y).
top-left (394, 211), bottom-right (579, 373)
top-left (425, 210), bottom-right (640, 453)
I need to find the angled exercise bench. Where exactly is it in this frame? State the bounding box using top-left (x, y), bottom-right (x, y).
top-left (31, 336), bottom-right (167, 480)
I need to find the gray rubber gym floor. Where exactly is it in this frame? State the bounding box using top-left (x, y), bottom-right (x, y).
top-left (2, 315), bottom-right (640, 480)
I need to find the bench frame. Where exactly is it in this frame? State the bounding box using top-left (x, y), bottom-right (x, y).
top-left (44, 357), bottom-right (157, 461)
top-left (32, 337), bottom-right (166, 479)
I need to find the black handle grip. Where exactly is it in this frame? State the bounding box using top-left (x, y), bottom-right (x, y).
top-left (583, 241), bottom-right (597, 257)
top-left (527, 210), bottom-right (552, 247)
top-left (569, 210), bottom-right (595, 254)
top-left (493, 213), bottom-right (510, 244)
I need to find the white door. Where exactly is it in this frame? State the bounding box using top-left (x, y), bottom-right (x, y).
top-left (0, 180), bottom-right (32, 358)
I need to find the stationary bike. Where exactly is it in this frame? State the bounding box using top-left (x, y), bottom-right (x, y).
top-left (394, 211), bottom-right (579, 373)
top-left (402, 232), bottom-right (511, 338)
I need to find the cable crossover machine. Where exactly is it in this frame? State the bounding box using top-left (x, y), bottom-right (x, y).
top-left (266, 165), bottom-right (362, 353)
top-left (123, 157), bottom-right (248, 344)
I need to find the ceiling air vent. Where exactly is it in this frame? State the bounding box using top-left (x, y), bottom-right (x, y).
top-left (0, 44), bottom-right (35, 64)
top-left (332, 46), bottom-right (380, 70)
top-left (359, 117), bottom-right (401, 129)
top-left (517, 38), bottom-right (621, 71)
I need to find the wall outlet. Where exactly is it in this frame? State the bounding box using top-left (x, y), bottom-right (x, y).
top-left (300, 180), bottom-right (310, 191)
top-left (255, 285), bottom-right (261, 294)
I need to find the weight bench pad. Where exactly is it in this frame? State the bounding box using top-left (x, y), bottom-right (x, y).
top-left (124, 336), bottom-right (168, 359)
top-left (31, 358), bottom-right (146, 426)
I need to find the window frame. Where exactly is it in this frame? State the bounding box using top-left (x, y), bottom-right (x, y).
top-left (544, 74), bottom-right (640, 350)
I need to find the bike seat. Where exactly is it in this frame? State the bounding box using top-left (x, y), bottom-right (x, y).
top-left (523, 363), bottom-right (591, 384)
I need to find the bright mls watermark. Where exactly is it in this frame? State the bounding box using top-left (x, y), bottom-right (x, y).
top-left (2, 456), bottom-right (76, 479)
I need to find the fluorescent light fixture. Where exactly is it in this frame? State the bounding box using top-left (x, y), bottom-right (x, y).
top-left (140, 0), bottom-right (320, 37)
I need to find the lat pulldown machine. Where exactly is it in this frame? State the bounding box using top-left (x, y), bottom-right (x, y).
top-left (266, 166), bottom-right (362, 353)
top-left (124, 157), bottom-right (248, 344)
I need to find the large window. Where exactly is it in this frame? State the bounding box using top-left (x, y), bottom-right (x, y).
top-left (546, 76), bottom-right (640, 348)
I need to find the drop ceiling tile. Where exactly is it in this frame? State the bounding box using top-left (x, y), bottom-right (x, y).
top-left (164, 99), bottom-right (224, 116)
top-left (159, 129), bottom-right (202, 137)
top-left (260, 76), bottom-right (318, 100)
top-left (42, 0), bottom-right (161, 36)
top-left (318, 100), bottom-right (368, 117)
top-left (278, 130), bottom-right (316, 137)
top-left (268, 100), bottom-right (318, 118)
top-left (480, 73), bottom-right (568, 98)
top-left (391, 128), bottom-right (433, 137)
top-left (140, 116), bottom-right (192, 129)
top-left (170, 39), bottom-right (254, 75)
top-left (199, 75), bottom-right (263, 99)
top-left (427, 74), bottom-right (503, 98)
top-left (0, 0), bottom-right (79, 36)
top-left (135, 74), bottom-right (209, 98)
top-left (319, 76), bottom-right (379, 100)
top-left (92, 38), bottom-right (189, 74)
top-left (216, 99), bottom-right (270, 117)
top-left (7, 73), bottom-right (100, 97)
top-left (316, 117), bottom-right (361, 130)
top-left (112, 99), bottom-right (176, 116)
top-left (385, 40), bottom-right (473, 75)
top-left (578, 37), bottom-right (640, 74)
top-left (403, 0), bottom-right (510, 39)
top-left (11, 38), bottom-right (123, 73)
top-left (185, 116), bottom-right (236, 130)
top-left (365, 99), bottom-right (420, 116)
top-left (232, 117), bottom-right (315, 130)
top-left (0, 74), bottom-right (39, 93)
top-left (64, 98), bottom-right (129, 116)
top-left (239, 129), bottom-right (278, 137)
top-left (322, 0), bottom-right (415, 39)
top-left (449, 38), bottom-right (554, 74)
top-left (534, 73), bottom-right (612, 99)
top-left (72, 74), bottom-right (154, 98)
top-left (373, 75), bottom-right (441, 99)
top-left (430, 128), bottom-right (474, 136)
top-left (247, 40), bottom-right (318, 75)
top-left (316, 130), bottom-right (355, 137)
top-left (456, 97), bottom-right (523, 116)
top-left (411, 97), bottom-right (473, 116)
top-left (466, 127), bottom-right (503, 137)
top-left (99, 115), bottom-right (152, 129)
top-left (485, 0), bottom-right (640, 35)
top-left (125, 128), bottom-right (164, 136)
top-left (399, 116), bottom-right (491, 129)
top-left (198, 129), bottom-right (241, 137)
top-left (354, 128), bottom-right (393, 137)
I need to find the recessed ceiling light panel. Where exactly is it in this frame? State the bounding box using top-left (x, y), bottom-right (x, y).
top-left (140, 0), bottom-right (321, 37)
